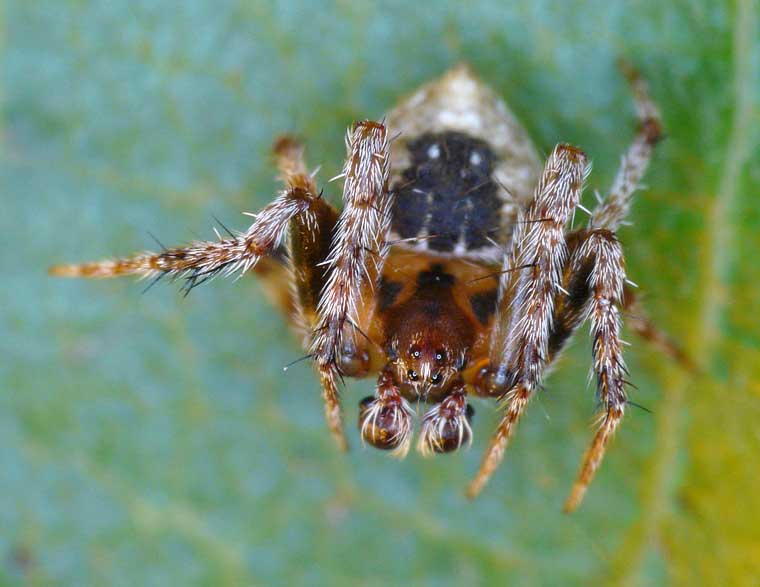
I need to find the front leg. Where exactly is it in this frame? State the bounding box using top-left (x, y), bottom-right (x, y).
top-left (310, 121), bottom-right (392, 450)
top-left (562, 229), bottom-right (627, 512)
top-left (467, 144), bottom-right (589, 498)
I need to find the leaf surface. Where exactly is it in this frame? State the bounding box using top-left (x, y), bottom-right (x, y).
top-left (2, 1), bottom-right (758, 585)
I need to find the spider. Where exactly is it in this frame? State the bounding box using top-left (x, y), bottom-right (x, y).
top-left (50, 62), bottom-right (686, 512)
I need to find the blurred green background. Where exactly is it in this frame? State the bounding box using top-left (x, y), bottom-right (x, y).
top-left (2, 1), bottom-right (759, 585)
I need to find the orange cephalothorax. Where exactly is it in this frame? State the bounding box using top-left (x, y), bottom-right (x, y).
top-left (382, 263), bottom-right (474, 399)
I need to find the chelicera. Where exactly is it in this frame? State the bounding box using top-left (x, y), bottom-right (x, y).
top-left (51, 63), bottom-right (685, 511)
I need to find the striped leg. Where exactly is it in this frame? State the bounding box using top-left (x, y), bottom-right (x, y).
top-left (310, 121), bottom-right (392, 450)
top-left (592, 61), bottom-right (663, 231)
top-left (272, 136), bottom-right (339, 337)
top-left (49, 141), bottom-right (330, 295)
top-left (563, 229), bottom-right (628, 512)
top-left (467, 144), bottom-right (589, 498)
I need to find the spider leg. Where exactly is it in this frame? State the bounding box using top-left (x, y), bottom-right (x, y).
top-left (544, 229), bottom-right (692, 369)
top-left (49, 164), bottom-right (327, 292)
top-left (51, 134), bottom-right (339, 329)
top-left (562, 229), bottom-right (628, 512)
top-left (585, 65), bottom-right (694, 370)
top-left (272, 136), bottom-right (340, 337)
top-left (591, 61), bottom-right (663, 231)
top-left (545, 229), bottom-right (596, 361)
top-left (231, 136), bottom-right (340, 330)
top-left (310, 121), bottom-right (392, 450)
top-left (466, 144), bottom-right (589, 498)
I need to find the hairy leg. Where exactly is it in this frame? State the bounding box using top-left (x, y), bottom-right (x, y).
top-left (467, 144), bottom-right (589, 498)
top-left (49, 163), bottom-right (327, 294)
top-left (586, 65), bottom-right (692, 368)
top-left (551, 64), bottom-right (665, 361)
top-left (591, 61), bottom-right (663, 231)
top-left (562, 229), bottom-right (628, 512)
top-left (546, 229), bottom-right (595, 359)
top-left (310, 121), bottom-right (392, 450)
top-left (549, 232), bottom-right (693, 371)
top-left (541, 233), bottom-right (692, 512)
top-left (272, 136), bottom-right (340, 339)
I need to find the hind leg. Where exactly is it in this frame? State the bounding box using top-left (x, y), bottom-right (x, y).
top-left (591, 61), bottom-right (664, 231)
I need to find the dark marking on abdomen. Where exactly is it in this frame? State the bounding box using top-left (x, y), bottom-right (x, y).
top-left (392, 131), bottom-right (501, 253)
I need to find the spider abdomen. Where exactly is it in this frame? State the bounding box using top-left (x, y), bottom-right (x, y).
top-left (385, 65), bottom-right (543, 262)
top-left (391, 131), bottom-right (501, 254)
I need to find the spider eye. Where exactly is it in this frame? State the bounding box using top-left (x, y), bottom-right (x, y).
top-left (434, 350), bottom-right (447, 363)
top-left (410, 346), bottom-right (421, 359)
top-left (430, 372), bottom-right (442, 385)
top-left (407, 369), bottom-right (419, 382)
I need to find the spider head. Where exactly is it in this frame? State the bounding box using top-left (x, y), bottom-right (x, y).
top-left (404, 341), bottom-right (457, 390)
top-left (387, 327), bottom-right (468, 398)
top-left (382, 263), bottom-right (475, 397)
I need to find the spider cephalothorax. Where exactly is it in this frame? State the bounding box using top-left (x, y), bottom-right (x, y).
top-left (51, 63), bottom-right (684, 511)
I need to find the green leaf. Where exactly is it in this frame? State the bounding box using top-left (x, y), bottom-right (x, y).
top-left (2, 1), bottom-right (758, 585)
